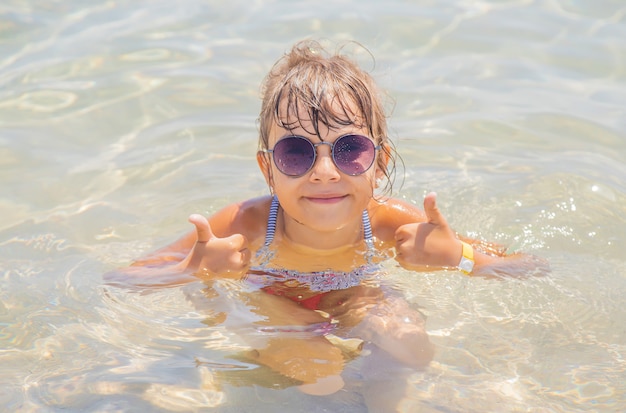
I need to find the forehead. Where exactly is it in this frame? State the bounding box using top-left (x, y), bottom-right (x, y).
top-left (273, 94), bottom-right (367, 137)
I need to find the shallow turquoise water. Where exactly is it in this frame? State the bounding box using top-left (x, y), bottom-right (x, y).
top-left (1, 0), bottom-right (625, 411)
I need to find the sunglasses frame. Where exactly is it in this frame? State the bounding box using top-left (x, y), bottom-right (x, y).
top-left (262, 134), bottom-right (381, 177)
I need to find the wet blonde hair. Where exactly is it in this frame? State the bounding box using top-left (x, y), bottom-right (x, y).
top-left (258, 40), bottom-right (398, 196)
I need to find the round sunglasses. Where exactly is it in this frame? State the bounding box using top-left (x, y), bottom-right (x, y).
top-left (263, 134), bottom-right (381, 177)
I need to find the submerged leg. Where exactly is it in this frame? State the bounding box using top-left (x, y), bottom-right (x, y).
top-left (246, 336), bottom-right (346, 395)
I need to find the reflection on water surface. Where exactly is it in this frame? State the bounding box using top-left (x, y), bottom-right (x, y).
top-left (1, 0), bottom-right (625, 411)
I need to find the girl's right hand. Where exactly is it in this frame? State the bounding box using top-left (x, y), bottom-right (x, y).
top-left (179, 214), bottom-right (251, 275)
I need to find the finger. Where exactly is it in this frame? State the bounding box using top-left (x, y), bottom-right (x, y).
top-left (239, 247), bottom-right (252, 268)
top-left (423, 192), bottom-right (445, 226)
top-left (394, 226), bottom-right (405, 242)
top-left (225, 233), bottom-right (249, 251)
top-left (224, 234), bottom-right (250, 268)
top-left (188, 214), bottom-right (214, 243)
top-left (394, 224), bottom-right (411, 242)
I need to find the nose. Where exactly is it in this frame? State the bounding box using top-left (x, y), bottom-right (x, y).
top-left (310, 142), bottom-right (340, 182)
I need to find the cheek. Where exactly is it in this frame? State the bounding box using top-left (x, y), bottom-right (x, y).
top-left (366, 167), bottom-right (381, 185)
top-left (352, 173), bottom-right (378, 197)
top-left (270, 172), bottom-right (298, 193)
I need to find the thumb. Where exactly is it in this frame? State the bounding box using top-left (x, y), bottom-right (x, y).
top-left (423, 192), bottom-right (445, 226)
top-left (188, 214), bottom-right (215, 243)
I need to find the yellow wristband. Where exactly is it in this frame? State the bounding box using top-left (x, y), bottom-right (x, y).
top-left (457, 241), bottom-right (474, 274)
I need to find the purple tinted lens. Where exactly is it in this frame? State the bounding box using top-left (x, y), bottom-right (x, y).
top-left (333, 134), bottom-right (376, 175)
top-left (272, 136), bottom-right (315, 176)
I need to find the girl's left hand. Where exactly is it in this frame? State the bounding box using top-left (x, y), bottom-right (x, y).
top-left (394, 192), bottom-right (462, 270)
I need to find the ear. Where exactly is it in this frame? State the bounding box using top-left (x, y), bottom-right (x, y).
top-left (257, 151), bottom-right (273, 186)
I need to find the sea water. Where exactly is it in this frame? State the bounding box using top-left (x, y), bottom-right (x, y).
top-left (1, 0), bottom-right (625, 411)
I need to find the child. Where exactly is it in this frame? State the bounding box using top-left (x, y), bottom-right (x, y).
top-left (108, 40), bottom-right (544, 396)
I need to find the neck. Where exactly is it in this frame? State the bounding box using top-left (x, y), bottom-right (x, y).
top-left (279, 209), bottom-right (363, 251)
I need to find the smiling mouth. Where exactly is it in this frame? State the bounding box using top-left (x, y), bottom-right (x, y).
top-left (305, 195), bottom-right (347, 203)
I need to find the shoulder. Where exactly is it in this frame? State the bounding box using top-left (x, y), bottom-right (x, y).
top-left (208, 195), bottom-right (272, 242)
top-left (367, 197), bottom-right (427, 242)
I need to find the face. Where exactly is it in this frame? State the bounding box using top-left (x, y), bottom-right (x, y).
top-left (257, 102), bottom-right (385, 239)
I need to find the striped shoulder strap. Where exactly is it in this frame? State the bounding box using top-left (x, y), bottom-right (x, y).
top-left (263, 195), bottom-right (280, 247)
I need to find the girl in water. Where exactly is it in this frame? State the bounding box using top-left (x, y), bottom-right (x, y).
top-left (109, 40), bottom-right (543, 396)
